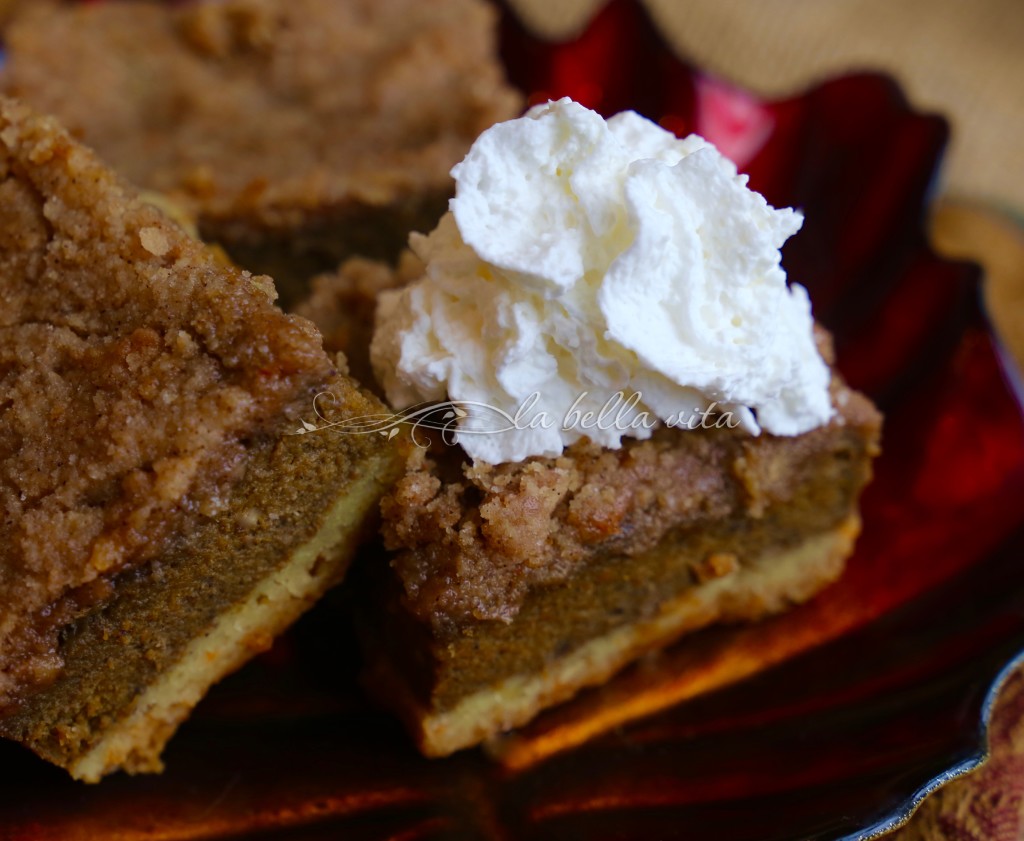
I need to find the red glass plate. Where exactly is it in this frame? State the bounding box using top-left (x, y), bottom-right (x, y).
top-left (2, 1), bottom-right (1023, 839)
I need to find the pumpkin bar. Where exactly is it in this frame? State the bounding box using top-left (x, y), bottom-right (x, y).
top-left (355, 327), bottom-right (880, 757)
top-left (2, 0), bottom-right (521, 303)
top-left (0, 97), bottom-right (401, 781)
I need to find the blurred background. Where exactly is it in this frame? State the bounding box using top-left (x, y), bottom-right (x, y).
top-left (512, 0), bottom-right (1024, 475)
top-left (511, 0), bottom-right (1024, 212)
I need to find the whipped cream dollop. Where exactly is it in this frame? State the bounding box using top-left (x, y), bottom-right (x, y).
top-left (371, 98), bottom-right (833, 464)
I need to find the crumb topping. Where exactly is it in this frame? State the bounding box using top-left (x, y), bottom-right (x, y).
top-left (381, 357), bottom-right (881, 626)
top-left (3, 0), bottom-right (522, 231)
top-left (293, 251), bottom-right (424, 388)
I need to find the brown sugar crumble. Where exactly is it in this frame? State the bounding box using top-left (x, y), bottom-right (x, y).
top-left (293, 251), bottom-right (424, 387)
top-left (0, 96), bottom-right (334, 708)
top-left (3, 0), bottom-right (522, 292)
top-left (380, 376), bottom-right (881, 628)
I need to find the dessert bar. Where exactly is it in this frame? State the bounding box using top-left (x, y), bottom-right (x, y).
top-left (0, 97), bottom-right (401, 780)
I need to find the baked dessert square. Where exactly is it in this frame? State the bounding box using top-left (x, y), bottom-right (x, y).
top-left (355, 98), bottom-right (883, 756)
top-left (0, 97), bottom-right (401, 781)
top-left (359, 340), bottom-right (880, 756)
top-left (2, 0), bottom-right (521, 301)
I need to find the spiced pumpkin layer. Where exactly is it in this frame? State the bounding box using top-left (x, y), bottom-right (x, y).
top-left (357, 345), bottom-right (881, 756)
top-left (3, 0), bottom-right (521, 302)
top-left (0, 97), bottom-right (400, 779)
top-left (0, 396), bottom-right (398, 782)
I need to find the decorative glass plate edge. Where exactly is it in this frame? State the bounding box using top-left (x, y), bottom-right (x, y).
top-left (848, 645), bottom-right (1024, 840)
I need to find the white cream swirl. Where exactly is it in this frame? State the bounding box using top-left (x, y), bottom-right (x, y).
top-left (371, 98), bottom-right (832, 464)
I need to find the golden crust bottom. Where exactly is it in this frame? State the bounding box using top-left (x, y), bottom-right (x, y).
top-left (369, 516), bottom-right (860, 758)
top-left (68, 469), bottom-right (388, 782)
